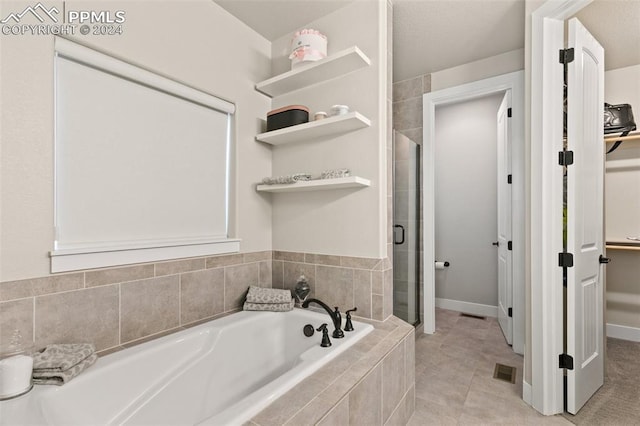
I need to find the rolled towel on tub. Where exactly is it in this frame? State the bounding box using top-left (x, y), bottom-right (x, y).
top-left (245, 286), bottom-right (292, 304)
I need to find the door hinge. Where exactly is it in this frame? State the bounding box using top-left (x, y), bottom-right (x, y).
top-left (508, 241), bottom-right (513, 251)
top-left (508, 307), bottom-right (513, 318)
top-left (559, 48), bottom-right (575, 64)
top-left (559, 353), bottom-right (574, 370)
top-left (559, 252), bottom-right (574, 268)
top-left (507, 108), bottom-right (512, 118)
top-left (507, 174), bottom-right (512, 184)
top-left (559, 150), bottom-right (574, 166)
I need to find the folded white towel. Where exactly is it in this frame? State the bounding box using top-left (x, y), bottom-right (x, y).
top-left (243, 299), bottom-right (294, 312)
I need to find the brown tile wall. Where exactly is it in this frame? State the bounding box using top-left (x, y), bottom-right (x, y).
top-left (271, 251), bottom-right (392, 322)
top-left (0, 251), bottom-right (272, 352)
top-left (0, 250), bottom-right (393, 353)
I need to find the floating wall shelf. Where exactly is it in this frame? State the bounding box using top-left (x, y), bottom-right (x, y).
top-left (255, 46), bottom-right (371, 97)
top-left (256, 112), bottom-right (371, 146)
top-left (256, 176), bottom-right (370, 193)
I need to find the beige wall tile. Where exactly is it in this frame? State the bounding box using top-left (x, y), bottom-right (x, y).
top-left (1, 273), bottom-right (84, 301)
top-left (0, 298), bottom-right (33, 344)
top-left (155, 258), bottom-right (205, 277)
top-left (384, 386), bottom-right (415, 426)
top-left (393, 76), bottom-right (423, 102)
top-left (283, 262), bottom-right (315, 298)
top-left (272, 260), bottom-right (284, 288)
top-left (349, 363), bottom-right (382, 425)
top-left (372, 270), bottom-right (384, 295)
top-left (423, 73), bottom-right (432, 94)
top-left (305, 253), bottom-right (341, 266)
top-left (317, 396), bottom-right (349, 426)
top-left (180, 268), bottom-right (224, 325)
top-left (383, 268), bottom-right (394, 320)
top-left (372, 295), bottom-right (384, 321)
top-left (243, 251), bottom-right (272, 263)
top-left (353, 270), bottom-right (372, 319)
top-left (85, 265), bottom-right (154, 287)
top-left (224, 263), bottom-right (259, 311)
top-left (258, 261), bottom-right (272, 288)
top-left (340, 256), bottom-right (380, 270)
top-left (393, 97), bottom-right (422, 132)
top-left (273, 251), bottom-right (305, 262)
top-left (383, 342), bottom-right (406, 423)
top-left (35, 285), bottom-right (119, 351)
top-left (205, 253), bottom-right (244, 269)
top-left (316, 266), bottom-right (354, 311)
top-left (405, 330), bottom-right (416, 391)
top-left (121, 276), bottom-right (180, 343)
top-left (398, 128), bottom-right (423, 146)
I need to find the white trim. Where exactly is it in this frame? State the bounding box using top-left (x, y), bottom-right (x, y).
top-left (54, 37), bottom-right (235, 114)
top-left (523, 380), bottom-right (533, 405)
top-left (606, 323), bottom-right (640, 342)
top-left (50, 239), bottom-right (240, 273)
top-left (529, 0), bottom-right (593, 416)
top-left (435, 298), bottom-right (498, 318)
top-left (422, 71), bottom-right (525, 350)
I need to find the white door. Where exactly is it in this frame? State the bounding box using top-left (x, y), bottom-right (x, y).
top-left (566, 17), bottom-right (605, 414)
top-left (496, 92), bottom-right (513, 344)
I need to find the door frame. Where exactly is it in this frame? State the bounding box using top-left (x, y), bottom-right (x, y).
top-left (529, 0), bottom-right (594, 415)
top-left (422, 70), bottom-right (525, 356)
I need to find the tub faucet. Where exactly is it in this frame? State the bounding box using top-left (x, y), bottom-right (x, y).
top-left (301, 298), bottom-right (344, 338)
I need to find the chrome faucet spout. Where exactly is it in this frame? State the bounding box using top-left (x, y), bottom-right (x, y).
top-left (301, 298), bottom-right (344, 339)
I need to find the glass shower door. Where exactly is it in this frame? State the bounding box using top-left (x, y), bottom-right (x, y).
top-left (393, 131), bottom-right (420, 325)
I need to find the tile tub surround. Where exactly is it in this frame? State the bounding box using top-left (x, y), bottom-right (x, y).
top-left (249, 316), bottom-right (415, 426)
top-left (0, 251), bottom-right (392, 354)
top-left (271, 251), bottom-right (393, 321)
top-left (0, 252), bottom-right (272, 353)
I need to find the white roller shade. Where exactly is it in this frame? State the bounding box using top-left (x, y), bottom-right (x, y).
top-left (53, 38), bottom-right (236, 268)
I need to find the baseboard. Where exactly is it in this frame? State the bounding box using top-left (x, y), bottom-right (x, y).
top-left (435, 298), bottom-right (498, 318)
top-left (522, 380), bottom-right (532, 405)
top-left (606, 323), bottom-right (640, 342)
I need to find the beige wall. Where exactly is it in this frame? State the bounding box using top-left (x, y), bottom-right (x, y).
top-left (0, 0), bottom-right (273, 281)
top-left (431, 48), bottom-right (524, 92)
top-left (604, 64), bottom-right (640, 331)
top-left (268, 1), bottom-right (389, 259)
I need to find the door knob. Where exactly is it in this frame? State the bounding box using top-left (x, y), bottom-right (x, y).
top-left (599, 255), bottom-right (611, 264)
top-left (492, 241), bottom-right (499, 247)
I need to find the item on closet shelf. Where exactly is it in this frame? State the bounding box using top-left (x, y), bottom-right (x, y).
top-left (32, 343), bottom-right (97, 385)
top-left (329, 105), bottom-right (350, 116)
top-left (314, 111), bottom-right (328, 121)
top-left (627, 236), bottom-right (640, 242)
top-left (261, 173), bottom-right (312, 185)
top-left (0, 330), bottom-right (34, 400)
top-left (267, 105), bottom-right (309, 132)
top-left (320, 169), bottom-right (350, 179)
top-left (604, 103), bottom-right (636, 154)
top-left (289, 29), bottom-right (327, 69)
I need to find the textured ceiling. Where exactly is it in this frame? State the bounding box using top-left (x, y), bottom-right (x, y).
top-left (214, 0), bottom-right (640, 82)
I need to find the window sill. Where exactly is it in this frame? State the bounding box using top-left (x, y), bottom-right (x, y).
top-left (50, 239), bottom-right (241, 273)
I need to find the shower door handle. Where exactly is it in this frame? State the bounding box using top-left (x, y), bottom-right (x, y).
top-left (394, 225), bottom-right (405, 245)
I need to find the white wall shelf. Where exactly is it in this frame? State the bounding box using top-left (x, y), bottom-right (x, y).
top-left (256, 112), bottom-right (371, 146)
top-left (255, 46), bottom-right (371, 97)
top-left (256, 176), bottom-right (370, 193)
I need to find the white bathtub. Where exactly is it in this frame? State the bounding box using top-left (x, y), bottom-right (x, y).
top-left (1, 309), bottom-right (373, 425)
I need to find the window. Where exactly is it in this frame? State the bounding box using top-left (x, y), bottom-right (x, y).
top-left (51, 38), bottom-right (238, 272)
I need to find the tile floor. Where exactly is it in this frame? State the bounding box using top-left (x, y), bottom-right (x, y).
top-left (408, 308), bottom-right (571, 425)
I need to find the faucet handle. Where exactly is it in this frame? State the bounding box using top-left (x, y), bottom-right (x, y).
top-left (344, 307), bottom-right (357, 332)
top-left (316, 323), bottom-right (332, 347)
